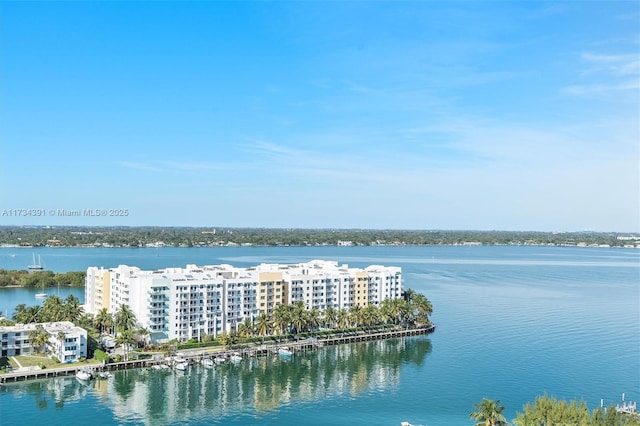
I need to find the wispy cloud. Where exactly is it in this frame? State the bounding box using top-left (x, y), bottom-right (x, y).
top-left (581, 52), bottom-right (640, 76)
top-left (564, 80), bottom-right (640, 96)
top-left (117, 161), bottom-right (163, 172)
top-left (565, 50), bottom-right (640, 97)
top-left (117, 160), bottom-right (233, 174)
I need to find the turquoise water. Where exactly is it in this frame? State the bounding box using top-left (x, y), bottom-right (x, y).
top-left (0, 245), bottom-right (638, 425)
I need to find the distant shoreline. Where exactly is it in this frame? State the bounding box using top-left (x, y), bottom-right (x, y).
top-left (2, 242), bottom-right (639, 249)
top-left (0, 226), bottom-right (638, 249)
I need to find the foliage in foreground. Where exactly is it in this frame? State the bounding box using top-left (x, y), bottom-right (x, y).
top-left (470, 398), bottom-right (508, 426)
top-left (472, 396), bottom-right (640, 426)
top-left (513, 394), bottom-right (640, 426)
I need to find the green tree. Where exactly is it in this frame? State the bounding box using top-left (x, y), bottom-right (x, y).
top-left (114, 304), bottom-right (137, 336)
top-left (337, 308), bottom-right (350, 329)
top-left (115, 329), bottom-right (135, 361)
top-left (237, 318), bottom-right (254, 339)
top-left (135, 327), bottom-right (150, 348)
top-left (409, 293), bottom-right (433, 325)
top-left (217, 331), bottom-right (229, 349)
top-left (470, 398), bottom-right (508, 426)
top-left (94, 308), bottom-right (114, 335)
top-left (361, 304), bottom-right (380, 329)
top-left (306, 308), bottom-right (321, 333)
top-left (290, 301), bottom-right (307, 334)
top-left (272, 304), bottom-right (291, 335)
top-left (349, 304), bottom-right (362, 328)
top-left (12, 304), bottom-right (29, 323)
top-left (254, 312), bottom-right (271, 343)
top-left (62, 294), bottom-right (83, 322)
top-left (323, 306), bottom-right (337, 329)
top-left (41, 295), bottom-right (65, 322)
top-left (28, 325), bottom-right (50, 355)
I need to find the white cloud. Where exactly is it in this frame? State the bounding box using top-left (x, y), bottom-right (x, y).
top-left (581, 52), bottom-right (640, 76)
top-left (565, 50), bottom-right (640, 97)
top-left (564, 80), bottom-right (640, 95)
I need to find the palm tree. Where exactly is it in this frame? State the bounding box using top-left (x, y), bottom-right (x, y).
top-left (237, 318), bottom-right (254, 339)
top-left (410, 293), bottom-right (433, 325)
top-left (95, 308), bottom-right (114, 335)
top-left (25, 305), bottom-right (42, 324)
top-left (42, 295), bottom-right (64, 322)
top-left (56, 331), bottom-right (66, 357)
top-left (402, 288), bottom-right (417, 302)
top-left (115, 304), bottom-right (137, 336)
top-left (469, 398), bottom-right (509, 426)
top-left (349, 304), bottom-right (362, 328)
top-left (12, 304), bottom-right (29, 323)
top-left (323, 306), bottom-right (337, 329)
top-left (76, 313), bottom-right (96, 331)
top-left (217, 331), bottom-right (230, 350)
top-left (135, 327), bottom-right (151, 348)
top-left (380, 299), bottom-right (395, 325)
top-left (28, 325), bottom-right (50, 355)
top-left (337, 308), bottom-right (350, 329)
top-left (115, 330), bottom-right (135, 361)
top-left (254, 312), bottom-right (271, 343)
top-left (361, 305), bottom-right (380, 329)
top-left (272, 304), bottom-right (291, 336)
top-left (62, 294), bottom-right (83, 322)
top-left (290, 302), bottom-right (307, 334)
top-left (306, 308), bottom-right (321, 333)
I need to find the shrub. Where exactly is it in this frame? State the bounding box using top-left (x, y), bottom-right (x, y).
top-left (94, 349), bottom-right (110, 363)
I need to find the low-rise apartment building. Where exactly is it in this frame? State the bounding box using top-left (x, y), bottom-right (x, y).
top-left (0, 321), bottom-right (87, 362)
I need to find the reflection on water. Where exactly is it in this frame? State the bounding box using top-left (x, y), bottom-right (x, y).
top-left (1, 337), bottom-right (432, 425)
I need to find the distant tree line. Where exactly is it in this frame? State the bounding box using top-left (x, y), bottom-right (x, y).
top-left (0, 226), bottom-right (635, 248)
top-left (0, 269), bottom-right (85, 288)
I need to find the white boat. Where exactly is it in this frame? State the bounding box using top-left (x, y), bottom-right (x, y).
top-left (214, 355), bottom-right (226, 364)
top-left (278, 347), bottom-right (293, 357)
top-left (202, 358), bottom-right (215, 368)
top-left (175, 361), bottom-right (188, 371)
top-left (152, 363), bottom-right (171, 371)
top-left (76, 369), bottom-right (93, 381)
top-left (230, 352), bottom-right (242, 363)
top-left (97, 371), bottom-right (112, 379)
top-left (28, 253), bottom-right (44, 270)
top-left (34, 263), bottom-right (48, 298)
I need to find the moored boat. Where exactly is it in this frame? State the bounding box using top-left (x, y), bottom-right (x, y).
top-left (28, 253), bottom-right (44, 270)
top-left (278, 347), bottom-right (293, 357)
top-left (76, 369), bottom-right (93, 381)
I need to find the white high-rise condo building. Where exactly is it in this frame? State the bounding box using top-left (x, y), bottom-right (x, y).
top-left (85, 260), bottom-right (402, 343)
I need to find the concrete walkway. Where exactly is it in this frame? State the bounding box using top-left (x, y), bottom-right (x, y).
top-left (10, 356), bottom-right (22, 368)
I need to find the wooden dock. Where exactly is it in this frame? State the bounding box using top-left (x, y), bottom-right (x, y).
top-left (0, 324), bottom-right (435, 384)
top-left (615, 393), bottom-right (638, 416)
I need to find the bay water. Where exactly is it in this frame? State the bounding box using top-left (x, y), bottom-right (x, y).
top-left (0, 245), bottom-right (638, 425)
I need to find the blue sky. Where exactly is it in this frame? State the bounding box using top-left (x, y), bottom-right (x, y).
top-left (1, 1), bottom-right (638, 232)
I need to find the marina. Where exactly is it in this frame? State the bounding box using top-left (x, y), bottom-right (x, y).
top-left (0, 325), bottom-right (435, 384)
